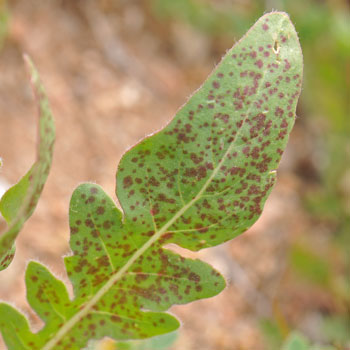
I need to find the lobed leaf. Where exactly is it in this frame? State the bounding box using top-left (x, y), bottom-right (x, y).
top-left (0, 12), bottom-right (302, 349)
top-left (0, 56), bottom-right (55, 270)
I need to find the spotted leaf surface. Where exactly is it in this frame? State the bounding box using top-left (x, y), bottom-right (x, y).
top-left (0, 56), bottom-right (55, 270)
top-left (0, 12), bottom-right (302, 350)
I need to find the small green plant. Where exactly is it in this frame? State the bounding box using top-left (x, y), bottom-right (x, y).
top-left (0, 12), bottom-right (302, 350)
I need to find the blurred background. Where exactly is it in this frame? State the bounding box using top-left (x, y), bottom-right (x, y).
top-left (0, 0), bottom-right (349, 349)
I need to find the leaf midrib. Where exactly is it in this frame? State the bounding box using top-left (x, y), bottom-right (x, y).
top-left (41, 16), bottom-right (284, 349)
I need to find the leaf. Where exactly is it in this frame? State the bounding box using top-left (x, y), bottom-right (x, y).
top-left (282, 333), bottom-right (310, 350)
top-left (0, 55), bottom-right (55, 270)
top-left (0, 12), bottom-right (303, 350)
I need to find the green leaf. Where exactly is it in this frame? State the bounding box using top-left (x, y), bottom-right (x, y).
top-left (0, 55), bottom-right (55, 270)
top-left (0, 12), bottom-right (303, 349)
top-left (282, 332), bottom-right (310, 350)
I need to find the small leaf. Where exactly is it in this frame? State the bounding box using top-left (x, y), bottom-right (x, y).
top-left (0, 55), bottom-right (55, 270)
top-left (0, 12), bottom-right (303, 349)
top-left (282, 332), bottom-right (310, 350)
